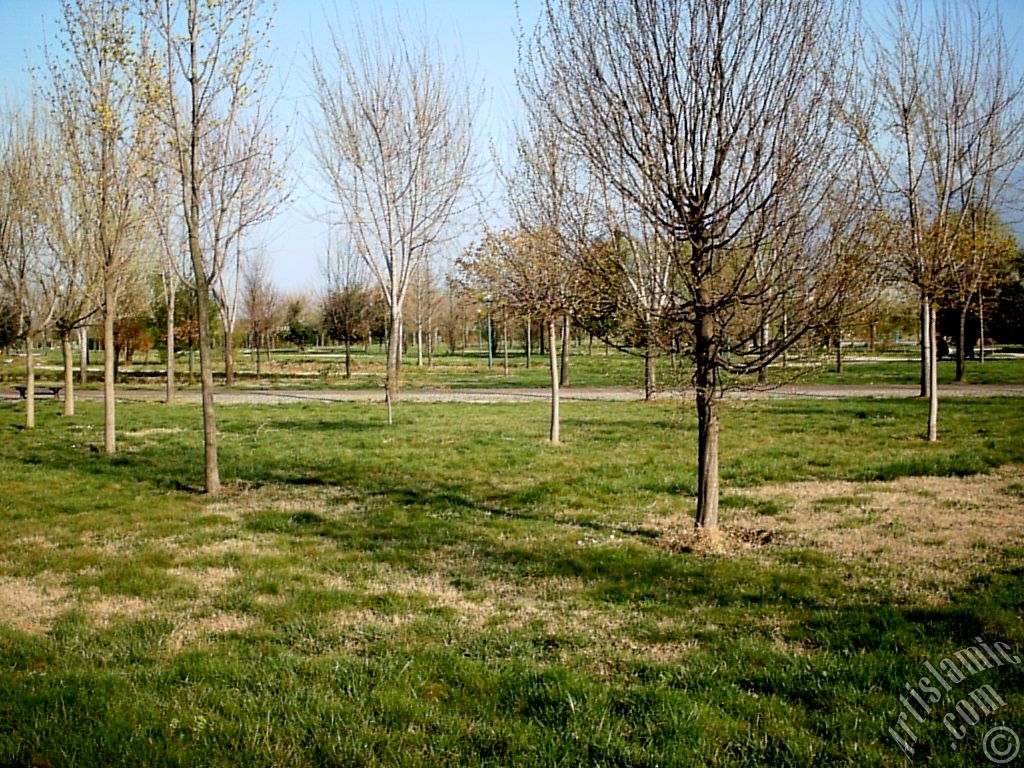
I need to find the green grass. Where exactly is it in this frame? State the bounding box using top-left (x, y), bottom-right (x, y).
top-left (6, 344), bottom-right (1024, 392)
top-left (0, 397), bottom-right (1022, 766)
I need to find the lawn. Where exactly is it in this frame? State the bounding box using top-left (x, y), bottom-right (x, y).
top-left (0, 397), bottom-right (1022, 766)
top-left (5, 344), bottom-right (1024, 392)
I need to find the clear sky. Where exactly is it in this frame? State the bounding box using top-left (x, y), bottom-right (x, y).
top-left (1, 0), bottom-right (1022, 295)
top-left (0, 0), bottom-right (543, 295)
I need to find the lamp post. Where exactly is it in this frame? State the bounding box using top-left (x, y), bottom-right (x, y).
top-left (484, 294), bottom-right (493, 370)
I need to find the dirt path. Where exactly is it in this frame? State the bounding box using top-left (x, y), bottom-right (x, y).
top-left (7, 382), bottom-right (1023, 405)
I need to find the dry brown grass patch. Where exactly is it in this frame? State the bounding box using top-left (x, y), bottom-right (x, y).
top-left (654, 465), bottom-right (1024, 595)
top-left (0, 575), bottom-right (68, 634)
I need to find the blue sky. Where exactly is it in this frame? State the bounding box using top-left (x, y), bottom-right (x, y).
top-left (0, 0), bottom-right (543, 294)
top-left (1, 1), bottom-right (1022, 294)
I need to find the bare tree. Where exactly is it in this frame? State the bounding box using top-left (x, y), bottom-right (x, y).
top-left (310, 11), bottom-right (477, 425)
top-left (321, 234), bottom-right (371, 379)
top-left (0, 102), bottom-right (58, 429)
top-left (242, 250), bottom-right (279, 379)
top-left (145, 0), bottom-right (281, 492)
top-left (46, 0), bottom-right (151, 452)
top-left (851, 0), bottom-right (1024, 440)
top-left (525, 0), bottom-right (865, 530)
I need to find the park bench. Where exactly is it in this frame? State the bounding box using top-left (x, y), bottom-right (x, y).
top-left (14, 385), bottom-right (62, 400)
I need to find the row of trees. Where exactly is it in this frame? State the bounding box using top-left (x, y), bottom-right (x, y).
top-left (2, 0), bottom-right (1022, 532)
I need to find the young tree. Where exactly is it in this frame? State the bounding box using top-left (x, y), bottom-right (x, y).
top-left (310, 11), bottom-right (477, 424)
top-left (321, 236), bottom-right (371, 379)
top-left (525, 0), bottom-right (864, 530)
top-left (47, 0), bottom-right (151, 452)
top-left (146, 0), bottom-right (281, 492)
top-left (851, 0), bottom-right (1024, 439)
top-left (0, 103), bottom-right (58, 429)
top-left (242, 250), bottom-right (279, 379)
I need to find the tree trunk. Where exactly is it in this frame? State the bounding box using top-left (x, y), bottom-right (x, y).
top-left (254, 341), bottom-right (261, 379)
top-left (955, 301), bottom-right (967, 382)
top-left (644, 350), bottom-right (656, 401)
top-left (384, 307), bottom-right (401, 426)
top-left (927, 304), bottom-right (938, 443)
top-left (166, 287), bottom-right (176, 404)
top-left (416, 324), bottom-right (423, 366)
top-left (979, 296), bottom-right (986, 363)
top-left (525, 318), bottom-right (532, 369)
top-left (189, 343), bottom-right (195, 384)
top-left (344, 337), bottom-right (352, 379)
top-left (224, 326), bottom-right (235, 387)
top-left (502, 316), bottom-right (509, 376)
top-left (559, 315), bottom-right (570, 387)
top-left (24, 334), bottom-right (35, 429)
top-left (61, 332), bottom-right (74, 417)
top-left (920, 293), bottom-right (931, 398)
top-left (694, 310), bottom-right (719, 531)
top-left (78, 325), bottom-right (88, 385)
top-left (835, 328), bottom-right (843, 374)
top-left (103, 298), bottom-right (116, 454)
top-left (548, 319), bottom-right (560, 445)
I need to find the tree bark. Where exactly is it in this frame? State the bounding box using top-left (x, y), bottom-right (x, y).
top-left (525, 318), bottom-right (532, 369)
top-left (835, 328), bottom-right (843, 374)
top-left (928, 304), bottom-right (939, 443)
top-left (166, 286), bottom-right (176, 404)
top-left (502, 316), bottom-right (509, 376)
top-left (78, 325), bottom-right (88, 385)
top-left (920, 293), bottom-right (931, 398)
top-left (644, 350), bottom-right (656, 401)
top-left (955, 301), bottom-right (967, 382)
top-left (548, 319), bottom-right (560, 444)
top-left (103, 298), bottom-right (116, 453)
top-left (979, 296), bottom-right (986, 363)
top-left (224, 328), bottom-right (235, 387)
top-left (559, 315), bottom-right (570, 387)
top-left (24, 334), bottom-right (35, 429)
top-left (344, 336), bottom-right (351, 378)
top-left (384, 307), bottom-right (401, 426)
top-left (61, 332), bottom-right (74, 417)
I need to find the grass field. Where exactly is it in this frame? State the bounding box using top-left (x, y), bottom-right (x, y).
top-left (5, 343), bottom-right (1024, 391)
top-left (1, 396), bottom-right (1022, 766)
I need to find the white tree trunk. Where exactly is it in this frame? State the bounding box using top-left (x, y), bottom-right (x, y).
top-left (24, 334), bottom-right (35, 429)
top-left (62, 333), bottom-right (74, 417)
top-left (548, 319), bottom-right (560, 444)
top-left (103, 299), bottom-right (116, 454)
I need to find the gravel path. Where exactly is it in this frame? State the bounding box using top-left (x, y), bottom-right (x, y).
top-left (6, 383), bottom-right (1022, 405)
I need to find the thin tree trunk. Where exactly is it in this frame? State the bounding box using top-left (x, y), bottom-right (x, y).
top-left (525, 318), bottom-right (532, 369)
top-left (224, 327), bottom-right (235, 387)
top-left (166, 288), bottom-right (176, 404)
top-left (559, 315), bottom-right (570, 387)
top-left (78, 325), bottom-right (88, 385)
top-left (24, 334), bottom-right (35, 429)
top-left (548, 319), bottom-right (560, 445)
top-left (835, 327), bottom-right (843, 374)
top-left (384, 308), bottom-right (401, 426)
top-left (416, 324), bottom-right (423, 366)
top-left (920, 293), bottom-right (931, 398)
top-left (254, 342), bottom-right (261, 379)
top-left (694, 318), bottom-right (719, 531)
top-left (62, 332), bottom-right (74, 417)
top-left (502, 316), bottom-right (509, 376)
top-left (103, 300), bottom-right (116, 453)
top-left (928, 304), bottom-right (939, 443)
top-left (344, 337), bottom-right (351, 378)
top-left (644, 350), bottom-right (656, 401)
top-left (955, 301), bottom-right (967, 382)
top-left (979, 296), bottom-right (986, 363)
